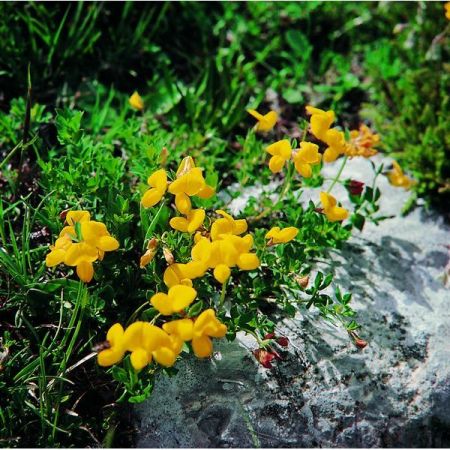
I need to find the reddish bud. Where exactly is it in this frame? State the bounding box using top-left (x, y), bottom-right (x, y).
top-left (348, 180), bottom-right (365, 196)
top-left (253, 349), bottom-right (276, 369)
top-left (355, 338), bottom-right (368, 349)
top-left (264, 333), bottom-right (276, 340)
top-left (59, 209), bottom-right (69, 221)
top-left (277, 336), bottom-right (289, 347)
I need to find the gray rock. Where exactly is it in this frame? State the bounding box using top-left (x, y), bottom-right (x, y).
top-left (134, 155), bottom-right (450, 447)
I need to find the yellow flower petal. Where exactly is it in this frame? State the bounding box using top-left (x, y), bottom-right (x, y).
top-left (162, 318), bottom-right (194, 341)
top-left (237, 253), bottom-right (260, 270)
top-left (186, 209), bottom-right (205, 233)
top-left (269, 155), bottom-right (286, 173)
top-left (213, 264), bottom-right (231, 284)
top-left (169, 216), bottom-right (189, 233)
top-left (66, 210), bottom-right (90, 226)
top-left (295, 142), bottom-right (321, 164)
top-left (294, 162), bottom-right (312, 178)
top-left (326, 207), bottom-right (349, 222)
top-left (45, 249), bottom-right (66, 267)
top-left (265, 227), bottom-right (280, 240)
top-left (141, 187), bottom-right (165, 208)
top-left (192, 335), bottom-right (213, 358)
top-left (152, 347), bottom-right (177, 367)
top-left (323, 147), bottom-right (341, 163)
top-left (97, 236), bottom-right (119, 252)
top-left (248, 109), bottom-right (278, 132)
top-left (64, 242), bottom-right (98, 266)
top-left (266, 139), bottom-right (292, 159)
top-left (210, 218), bottom-right (233, 241)
top-left (168, 168), bottom-right (205, 196)
top-left (196, 185), bottom-right (215, 199)
top-left (320, 192), bottom-right (335, 210)
top-left (150, 292), bottom-right (173, 315)
top-left (169, 285), bottom-right (197, 312)
top-left (76, 261), bottom-right (94, 283)
top-left (175, 193), bottom-right (192, 215)
top-left (130, 349), bottom-right (151, 370)
top-left (147, 169), bottom-right (168, 191)
top-left (97, 347), bottom-right (124, 367)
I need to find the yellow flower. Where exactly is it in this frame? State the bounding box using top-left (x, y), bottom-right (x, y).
top-left (293, 142), bottom-right (321, 177)
top-left (66, 210), bottom-right (91, 225)
top-left (97, 323), bottom-right (126, 367)
top-left (150, 284), bottom-right (198, 315)
top-left (191, 309), bottom-right (227, 358)
top-left (320, 192), bottom-right (349, 222)
top-left (162, 318), bottom-right (194, 342)
top-left (323, 128), bottom-right (346, 163)
top-left (345, 124), bottom-right (379, 158)
top-left (162, 310), bottom-right (227, 359)
top-left (247, 109), bottom-right (278, 132)
top-left (129, 91), bottom-right (144, 111)
top-left (174, 157), bottom-right (215, 201)
top-left (168, 167), bottom-right (206, 197)
top-left (123, 321), bottom-right (182, 369)
top-left (387, 161), bottom-right (415, 190)
top-left (169, 208), bottom-right (205, 233)
top-left (163, 261), bottom-right (207, 287)
top-left (446, 2), bottom-right (450, 20)
top-left (306, 106), bottom-right (335, 141)
top-left (45, 234), bottom-right (73, 267)
top-left (266, 139), bottom-right (292, 173)
top-left (265, 226), bottom-right (298, 244)
top-left (191, 234), bottom-right (259, 283)
top-left (210, 210), bottom-right (248, 241)
top-left (141, 169), bottom-right (168, 208)
top-left (45, 211), bottom-right (119, 283)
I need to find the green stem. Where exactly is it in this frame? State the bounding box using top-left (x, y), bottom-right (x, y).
top-left (126, 301), bottom-right (150, 327)
top-left (327, 155), bottom-right (348, 194)
top-left (219, 281), bottom-right (227, 308)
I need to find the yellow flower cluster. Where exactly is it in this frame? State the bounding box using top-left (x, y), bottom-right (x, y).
top-left (306, 106), bottom-right (379, 162)
top-left (98, 308), bottom-right (227, 370)
top-left (191, 210), bottom-right (260, 284)
top-left (142, 157), bottom-right (215, 234)
top-left (45, 211), bottom-right (119, 282)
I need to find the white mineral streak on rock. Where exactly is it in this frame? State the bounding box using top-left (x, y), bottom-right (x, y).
top-left (135, 155), bottom-right (450, 447)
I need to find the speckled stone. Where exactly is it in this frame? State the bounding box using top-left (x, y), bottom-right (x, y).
top-left (134, 155), bottom-right (450, 447)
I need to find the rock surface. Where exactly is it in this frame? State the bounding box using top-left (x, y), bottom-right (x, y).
top-left (134, 155), bottom-right (450, 447)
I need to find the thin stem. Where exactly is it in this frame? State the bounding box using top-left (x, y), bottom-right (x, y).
top-left (126, 301), bottom-right (150, 327)
top-left (219, 281), bottom-right (227, 308)
top-left (327, 155), bottom-right (348, 194)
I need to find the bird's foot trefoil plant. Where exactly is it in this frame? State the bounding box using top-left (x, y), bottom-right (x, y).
top-left (37, 102), bottom-right (410, 403)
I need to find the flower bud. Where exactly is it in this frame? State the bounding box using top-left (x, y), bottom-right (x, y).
top-left (253, 349), bottom-right (275, 369)
top-left (163, 247), bottom-right (175, 265)
top-left (277, 336), bottom-right (289, 347)
top-left (355, 338), bottom-right (368, 349)
top-left (294, 274), bottom-right (309, 288)
top-left (264, 333), bottom-right (276, 340)
top-left (347, 180), bottom-right (365, 196)
top-left (160, 147), bottom-right (168, 167)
